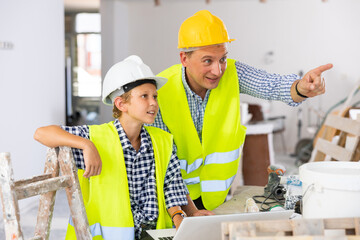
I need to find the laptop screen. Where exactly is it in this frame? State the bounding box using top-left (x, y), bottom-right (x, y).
top-left (147, 210), bottom-right (294, 240)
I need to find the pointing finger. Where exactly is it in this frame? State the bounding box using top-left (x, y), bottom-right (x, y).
top-left (310, 63), bottom-right (333, 75)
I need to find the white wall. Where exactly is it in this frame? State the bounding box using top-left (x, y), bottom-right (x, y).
top-left (101, 0), bottom-right (360, 153)
top-left (0, 0), bottom-right (65, 184)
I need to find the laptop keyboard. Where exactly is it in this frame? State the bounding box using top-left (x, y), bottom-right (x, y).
top-left (159, 237), bottom-right (174, 240)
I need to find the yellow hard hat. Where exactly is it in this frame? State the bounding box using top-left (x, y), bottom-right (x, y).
top-left (178, 10), bottom-right (235, 49)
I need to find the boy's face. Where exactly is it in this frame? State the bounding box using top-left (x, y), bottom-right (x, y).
top-left (124, 83), bottom-right (159, 124)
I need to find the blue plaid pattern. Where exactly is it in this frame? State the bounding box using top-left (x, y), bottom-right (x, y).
top-left (62, 119), bottom-right (188, 239)
top-left (151, 61), bottom-right (300, 139)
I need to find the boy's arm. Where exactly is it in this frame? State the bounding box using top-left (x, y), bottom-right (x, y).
top-left (163, 145), bottom-right (214, 217)
top-left (34, 125), bottom-right (102, 177)
top-left (167, 206), bottom-right (185, 229)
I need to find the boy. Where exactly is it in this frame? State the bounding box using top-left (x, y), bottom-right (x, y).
top-left (34, 55), bottom-right (189, 239)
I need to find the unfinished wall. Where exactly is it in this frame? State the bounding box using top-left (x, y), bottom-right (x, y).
top-left (100, 0), bottom-right (360, 153)
top-left (0, 0), bottom-right (65, 193)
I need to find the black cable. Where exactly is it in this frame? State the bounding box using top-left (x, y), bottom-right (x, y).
top-left (252, 183), bottom-right (285, 211)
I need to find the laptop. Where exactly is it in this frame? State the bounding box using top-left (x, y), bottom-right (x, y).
top-left (147, 210), bottom-right (294, 240)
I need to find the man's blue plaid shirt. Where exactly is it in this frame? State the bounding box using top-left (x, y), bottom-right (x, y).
top-left (150, 61), bottom-right (301, 141)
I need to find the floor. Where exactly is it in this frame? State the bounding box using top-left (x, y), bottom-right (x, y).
top-left (0, 153), bottom-right (299, 240)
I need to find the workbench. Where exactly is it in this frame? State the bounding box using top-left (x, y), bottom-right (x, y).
top-left (213, 186), bottom-right (265, 215)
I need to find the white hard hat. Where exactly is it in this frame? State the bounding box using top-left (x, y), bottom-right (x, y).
top-left (102, 55), bottom-right (167, 105)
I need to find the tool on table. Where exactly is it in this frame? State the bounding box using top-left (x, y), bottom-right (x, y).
top-left (264, 165), bottom-right (286, 198)
top-left (252, 165), bottom-right (286, 211)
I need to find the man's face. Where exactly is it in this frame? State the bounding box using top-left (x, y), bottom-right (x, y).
top-left (180, 44), bottom-right (228, 97)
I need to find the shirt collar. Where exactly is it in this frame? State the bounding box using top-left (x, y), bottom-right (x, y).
top-left (181, 66), bottom-right (211, 100)
top-left (114, 119), bottom-right (151, 153)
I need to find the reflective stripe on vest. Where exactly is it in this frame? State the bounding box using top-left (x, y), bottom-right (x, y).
top-left (184, 176), bottom-right (200, 185)
top-left (204, 148), bottom-right (241, 165)
top-left (201, 175), bottom-right (236, 193)
top-left (65, 123), bottom-right (173, 239)
top-left (179, 158), bottom-right (203, 174)
top-left (69, 217), bottom-right (134, 240)
top-left (157, 59), bottom-right (246, 210)
top-left (180, 147), bottom-right (241, 176)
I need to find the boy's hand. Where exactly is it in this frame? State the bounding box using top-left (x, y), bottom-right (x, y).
top-left (83, 141), bottom-right (102, 178)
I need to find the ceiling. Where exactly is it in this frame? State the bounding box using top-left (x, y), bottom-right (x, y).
top-left (64, 0), bottom-right (100, 11)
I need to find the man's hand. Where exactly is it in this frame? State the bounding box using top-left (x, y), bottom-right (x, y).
top-left (182, 194), bottom-right (215, 217)
top-left (292, 63), bottom-right (333, 102)
top-left (189, 209), bottom-right (215, 217)
top-left (82, 141), bottom-right (102, 178)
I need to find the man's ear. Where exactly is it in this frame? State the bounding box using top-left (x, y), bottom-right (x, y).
top-left (180, 51), bottom-right (189, 67)
top-left (114, 96), bottom-right (127, 113)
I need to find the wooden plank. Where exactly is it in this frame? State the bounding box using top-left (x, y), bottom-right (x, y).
top-left (324, 218), bottom-right (356, 229)
top-left (222, 222), bottom-right (229, 240)
top-left (325, 115), bottom-right (360, 136)
top-left (312, 150), bottom-right (326, 162)
top-left (58, 146), bottom-right (92, 239)
top-left (350, 139), bottom-right (360, 161)
top-left (237, 222), bottom-right (257, 237)
top-left (225, 220), bottom-right (293, 239)
top-left (251, 220), bottom-right (292, 233)
top-left (354, 218), bottom-right (360, 235)
top-left (0, 152), bottom-right (24, 240)
top-left (314, 138), bottom-right (352, 161)
top-left (15, 175), bottom-right (70, 200)
top-left (336, 132), bottom-right (347, 148)
top-left (29, 236), bottom-right (42, 240)
top-left (223, 218), bottom-right (360, 239)
top-left (35, 147), bottom-right (60, 240)
top-left (331, 132), bottom-right (348, 161)
top-left (291, 219), bottom-right (324, 236)
top-left (14, 173), bottom-right (53, 187)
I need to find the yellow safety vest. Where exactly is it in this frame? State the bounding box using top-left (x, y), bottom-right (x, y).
top-left (65, 122), bottom-right (173, 240)
top-left (157, 59), bottom-right (246, 210)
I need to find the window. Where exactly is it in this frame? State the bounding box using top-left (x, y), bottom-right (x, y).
top-left (65, 12), bottom-right (101, 125)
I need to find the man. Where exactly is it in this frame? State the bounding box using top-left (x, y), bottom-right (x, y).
top-left (151, 10), bottom-right (332, 211)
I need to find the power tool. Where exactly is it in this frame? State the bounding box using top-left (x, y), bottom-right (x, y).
top-left (263, 164), bottom-right (286, 198)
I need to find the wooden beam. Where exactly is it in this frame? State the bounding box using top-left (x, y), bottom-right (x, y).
top-left (15, 175), bottom-right (71, 200)
top-left (15, 173), bottom-right (53, 187)
top-left (315, 138), bottom-right (352, 161)
top-left (325, 114), bottom-right (360, 136)
top-left (35, 147), bottom-right (60, 239)
top-left (59, 147), bottom-right (92, 239)
top-left (0, 152), bottom-right (24, 239)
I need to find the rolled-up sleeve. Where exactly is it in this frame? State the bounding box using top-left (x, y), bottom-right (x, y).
top-left (236, 61), bottom-right (302, 107)
top-left (163, 146), bottom-right (189, 209)
top-left (60, 125), bottom-right (89, 169)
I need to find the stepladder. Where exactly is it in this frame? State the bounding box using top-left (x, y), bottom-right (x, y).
top-left (0, 147), bottom-right (92, 240)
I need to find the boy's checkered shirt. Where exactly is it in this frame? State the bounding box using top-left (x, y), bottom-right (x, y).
top-left (62, 119), bottom-right (188, 239)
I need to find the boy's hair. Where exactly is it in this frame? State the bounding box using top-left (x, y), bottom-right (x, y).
top-left (112, 90), bottom-right (132, 118)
